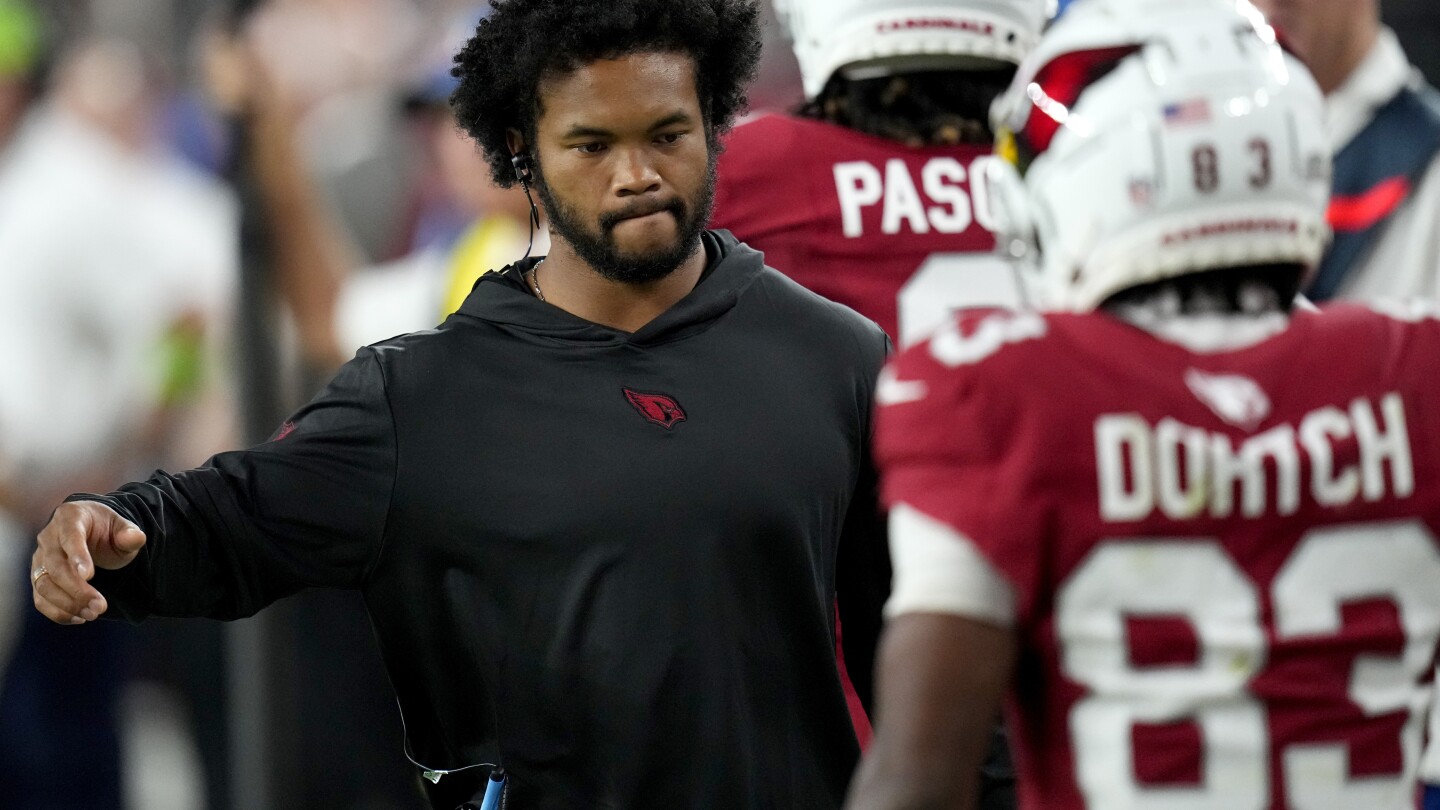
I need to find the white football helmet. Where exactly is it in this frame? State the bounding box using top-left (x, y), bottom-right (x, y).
top-left (775, 0), bottom-right (1051, 100)
top-left (985, 0), bottom-right (1332, 311)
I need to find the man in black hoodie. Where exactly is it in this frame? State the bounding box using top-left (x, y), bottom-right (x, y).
top-left (28, 1), bottom-right (892, 808)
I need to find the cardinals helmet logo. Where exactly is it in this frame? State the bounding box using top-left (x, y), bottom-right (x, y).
top-left (623, 389), bottom-right (687, 430)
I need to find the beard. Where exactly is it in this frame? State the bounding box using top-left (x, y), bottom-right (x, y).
top-left (534, 150), bottom-right (718, 285)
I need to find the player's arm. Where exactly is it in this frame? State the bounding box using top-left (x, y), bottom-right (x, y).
top-left (843, 501), bottom-right (1018, 810)
top-left (31, 349), bottom-right (397, 624)
top-left (846, 612), bottom-right (1015, 810)
top-left (855, 331), bottom-right (1030, 810)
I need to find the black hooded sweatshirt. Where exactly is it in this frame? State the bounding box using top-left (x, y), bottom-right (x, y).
top-left (81, 230), bottom-right (892, 810)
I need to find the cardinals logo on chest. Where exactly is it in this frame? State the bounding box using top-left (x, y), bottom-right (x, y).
top-left (623, 389), bottom-right (687, 430)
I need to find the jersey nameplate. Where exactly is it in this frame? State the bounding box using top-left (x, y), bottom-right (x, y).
top-left (1096, 393), bottom-right (1414, 522)
top-left (833, 156), bottom-right (1000, 238)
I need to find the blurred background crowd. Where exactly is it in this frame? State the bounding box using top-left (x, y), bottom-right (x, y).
top-left (0, 1), bottom-right (1437, 809)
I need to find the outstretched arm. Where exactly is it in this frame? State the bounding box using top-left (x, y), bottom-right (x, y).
top-left (31, 349), bottom-right (396, 624)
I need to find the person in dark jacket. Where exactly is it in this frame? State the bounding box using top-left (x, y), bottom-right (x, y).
top-left (27, 1), bottom-right (892, 808)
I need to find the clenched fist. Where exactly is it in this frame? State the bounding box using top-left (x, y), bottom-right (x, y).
top-left (31, 501), bottom-right (146, 625)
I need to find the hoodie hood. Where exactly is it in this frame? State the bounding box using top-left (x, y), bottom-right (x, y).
top-left (455, 230), bottom-right (764, 347)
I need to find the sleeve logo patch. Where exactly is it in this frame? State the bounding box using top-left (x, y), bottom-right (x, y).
top-left (272, 420), bottom-right (298, 441)
top-left (623, 389), bottom-right (687, 430)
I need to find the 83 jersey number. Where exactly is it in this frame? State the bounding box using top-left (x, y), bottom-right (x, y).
top-left (1059, 521), bottom-right (1440, 809)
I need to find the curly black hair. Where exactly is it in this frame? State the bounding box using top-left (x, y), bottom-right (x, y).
top-left (451, 0), bottom-right (762, 188)
top-left (798, 68), bottom-right (1016, 147)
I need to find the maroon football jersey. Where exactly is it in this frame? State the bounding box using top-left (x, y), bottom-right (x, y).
top-left (713, 113), bottom-right (1023, 346)
top-left (875, 304), bottom-right (1440, 809)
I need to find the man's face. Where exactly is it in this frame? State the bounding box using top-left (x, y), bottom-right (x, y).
top-left (1251, 0), bottom-right (1370, 74)
top-left (530, 51), bottom-right (716, 285)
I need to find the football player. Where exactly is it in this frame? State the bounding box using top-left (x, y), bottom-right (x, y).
top-left (711, 0), bottom-right (1050, 348)
top-left (848, 1), bottom-right (1440, 808)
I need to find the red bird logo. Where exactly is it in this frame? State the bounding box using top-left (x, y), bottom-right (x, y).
top-left (623, 389), bottom-right (686, 429)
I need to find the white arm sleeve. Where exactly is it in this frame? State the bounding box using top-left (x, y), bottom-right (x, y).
top-left (884, 502), bottom-right (1017, 627)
